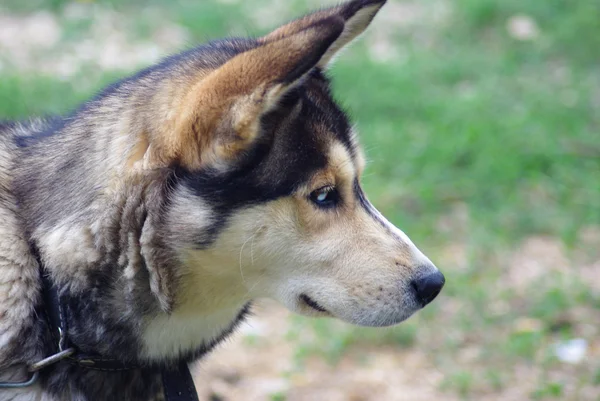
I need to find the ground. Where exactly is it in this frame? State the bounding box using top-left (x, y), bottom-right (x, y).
top-left (1, 0), bottom-right (598, 400)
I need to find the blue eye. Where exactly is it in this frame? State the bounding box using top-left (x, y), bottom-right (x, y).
top-left (309, 186), bottom-right (339, 208)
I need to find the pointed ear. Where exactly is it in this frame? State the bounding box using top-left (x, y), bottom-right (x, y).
top-left (260, 0), bottom-right (386, 68)
top-left (145, 17), bottom-right (344, 170)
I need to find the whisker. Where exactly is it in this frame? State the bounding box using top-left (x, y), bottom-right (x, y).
top-left (238, 225), bottom-right (264, 283)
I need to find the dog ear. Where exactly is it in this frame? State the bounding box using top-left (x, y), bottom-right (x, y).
top-left (260, 0), bottom-right (386, 68)
top-left (143, 17), bottom-right (344, 170)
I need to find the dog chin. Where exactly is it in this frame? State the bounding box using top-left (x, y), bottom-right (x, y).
top-left (290, 293), bottom-right (418, 327)
top-left (348, 311), bottom-right (415, 328)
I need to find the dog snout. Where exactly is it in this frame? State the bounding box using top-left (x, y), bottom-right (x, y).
top-left (411, 269), bottom-right (445, 307)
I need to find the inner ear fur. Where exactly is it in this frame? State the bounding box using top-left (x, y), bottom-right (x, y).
top-left (145, 17), bottom-right (344, 171)
top-left (260, 0), bottom-right (386, 68)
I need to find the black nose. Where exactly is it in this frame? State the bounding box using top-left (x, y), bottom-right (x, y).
top-left (411, 271), bottom-right (445, 306)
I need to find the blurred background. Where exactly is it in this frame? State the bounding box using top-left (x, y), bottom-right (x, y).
top-left (1, 0), bottom-right (598, 399)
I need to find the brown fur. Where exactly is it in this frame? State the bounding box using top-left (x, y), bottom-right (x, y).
top-left (133, 18), bottom-right (344, 170)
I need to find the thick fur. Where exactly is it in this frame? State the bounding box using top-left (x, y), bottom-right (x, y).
top-left (0, 1), bottom-right (443, 400)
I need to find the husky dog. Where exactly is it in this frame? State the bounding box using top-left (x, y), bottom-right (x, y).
top-left (0, 0), bottom-right (444, 399)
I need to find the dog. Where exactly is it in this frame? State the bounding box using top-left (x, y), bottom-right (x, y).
top-left (0, 0), bottom-right (445, 399)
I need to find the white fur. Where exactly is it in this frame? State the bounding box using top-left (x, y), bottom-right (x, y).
top-left (142, 306), bottom-right (245, 360)
top-left (364, 196), bottom-right (438, 274)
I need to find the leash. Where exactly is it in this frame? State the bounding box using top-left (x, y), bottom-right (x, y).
top-left (1, 257), bottom-right (199, 401)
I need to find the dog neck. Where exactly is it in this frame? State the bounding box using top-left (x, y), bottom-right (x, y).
top-left (141, 302), bottom-right (251, 362)
top-left (33, 235), bottom-right (253, 366)
top-left (21, 169), bottom-right (250, 366)
top-left (138, 245), bottom-right (257, 361)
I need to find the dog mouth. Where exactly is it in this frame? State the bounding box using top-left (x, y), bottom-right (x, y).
top-left (299, 293), bottom-right (329, 313)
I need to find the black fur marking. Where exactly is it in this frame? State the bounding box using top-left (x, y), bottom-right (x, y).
top-left (61, 272), bottom-right (143, 361)
top-left (43, 365), bottom-right (164, 400)
top-left (307, 69), bottom-right (355, 155)
top-left (340, 0), bottom-right (387, 19)
top-left (354, 178), bottom-right (404, 242)
top-left (300, 294), bottom-right (328, 312)
top-left (354, 178), bottom-right (378, 219)
top-left (41, 300), bottom-right (247, 401)
top-left (180, 76), bottom-right (355, 247)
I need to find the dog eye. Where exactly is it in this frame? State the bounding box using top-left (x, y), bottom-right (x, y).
top-left (309, 186), bottom-right (339, 208)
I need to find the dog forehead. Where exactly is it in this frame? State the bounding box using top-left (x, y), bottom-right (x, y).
top-left (304, 82), bottom-right (361, 178)
top-left (280, 84), bottom-right (356, 171)
top-left (304, 73), bottom-right (354, 143)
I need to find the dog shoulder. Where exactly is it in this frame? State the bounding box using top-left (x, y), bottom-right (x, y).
top-left (0, 120), bottom-right (47, 370)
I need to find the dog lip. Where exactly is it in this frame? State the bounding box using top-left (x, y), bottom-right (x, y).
top-left (299, 293), bottom-right (328, 313)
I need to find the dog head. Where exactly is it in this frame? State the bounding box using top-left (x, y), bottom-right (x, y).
top-left (147, 0), bottom-right (444, 327)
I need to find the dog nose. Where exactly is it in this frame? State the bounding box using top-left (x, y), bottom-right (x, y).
top-left (411, 271), bottom-right (445, 306)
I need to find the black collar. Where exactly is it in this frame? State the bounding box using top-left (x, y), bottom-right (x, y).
top-left (38, 256), bottom-right (200, 401)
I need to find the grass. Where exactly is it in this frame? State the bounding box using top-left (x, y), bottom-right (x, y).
top-left (1, 0), bottom-right (598, 399)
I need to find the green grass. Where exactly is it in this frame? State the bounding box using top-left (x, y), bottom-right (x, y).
top-left (1, 0), bottom-right (598, 399)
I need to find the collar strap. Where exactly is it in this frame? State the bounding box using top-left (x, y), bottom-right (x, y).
top-left (37, 256), bottom-right (199, 400)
